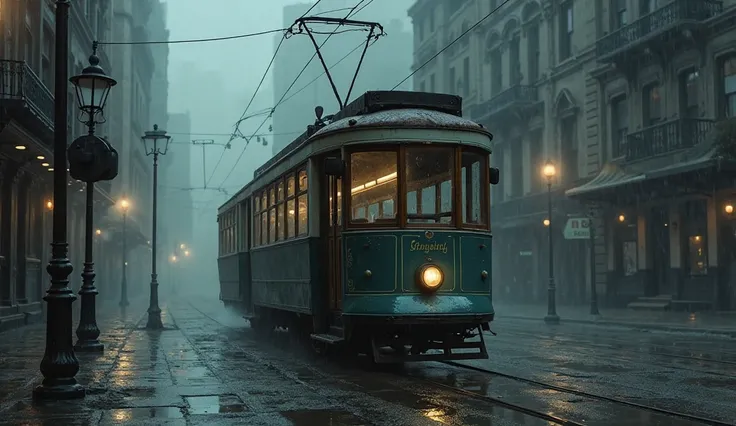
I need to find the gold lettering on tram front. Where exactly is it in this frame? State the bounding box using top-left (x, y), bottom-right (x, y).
top-left (409, 240), bottom-right (448, 254)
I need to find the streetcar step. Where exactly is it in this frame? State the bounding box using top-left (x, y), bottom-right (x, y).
top-left (310, 333), bottom-right (345, 344)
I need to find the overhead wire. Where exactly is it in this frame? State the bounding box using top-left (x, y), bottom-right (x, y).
top-left (96, 27), bottom-right (286, 46)
top-left (214, 0), bottom-right (369, 189)
top-left (204, 0), bottom-right (325, 189)
top-left (391, 0), bottom-right (511, 90)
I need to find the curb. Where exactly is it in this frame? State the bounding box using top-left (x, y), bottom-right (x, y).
top-left (501, 315), bottom-right (736, 338)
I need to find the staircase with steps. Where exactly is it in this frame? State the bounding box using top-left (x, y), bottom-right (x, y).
top-left (627, 294), bottom-right (672, 311)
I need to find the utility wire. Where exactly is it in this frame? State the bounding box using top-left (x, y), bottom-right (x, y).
top-left (96, 28), bottom-right (286, 46)
top-left (391, 0), bottom-right (511, 90)
top-left (205, 0), bottom-right (325, 188)
top-left (215, 0), bottom-right (369, 189)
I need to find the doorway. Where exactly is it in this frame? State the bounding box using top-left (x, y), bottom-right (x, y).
top-left (649, 207), bottom-right (670, 296)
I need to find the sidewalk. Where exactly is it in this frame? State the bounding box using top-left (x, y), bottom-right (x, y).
top-left (495, 302), bottom-right (736, 337)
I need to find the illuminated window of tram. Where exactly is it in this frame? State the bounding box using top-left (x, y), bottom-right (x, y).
top-left (268, 185), bottom-right (276, 243)
top-left (349, 151), bottom-right (398, 224)
top-left (286, 173), bottom-right (296, 238)
top-left (276, 179), bottom-right (285, 241)
top-left (297, 168), bottom-right (308, 236)
top-left (253, 195), bottom-right (261, 246)
top-left (461, 150), bottom-right (487, 225)
top-left (405, 146), bottom-right (454, 224)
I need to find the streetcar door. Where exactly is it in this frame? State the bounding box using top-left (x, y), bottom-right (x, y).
top-left (324, 157), bottom-right (344, 312)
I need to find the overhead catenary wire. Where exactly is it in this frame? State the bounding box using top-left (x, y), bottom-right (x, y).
top-left (214, 0), bottom-right (369, 189)
top-left (390, 0), bottom-right (511, 90)
top-left (95, 27), bottom-right (286, 46)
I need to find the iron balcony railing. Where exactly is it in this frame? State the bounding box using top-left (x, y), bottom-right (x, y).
top-left (596, 0), bottom-right (723, 59)
top-left (620, 118), bottom-right (715, 162)
top-left (469, 85), bottom-right (537, 122)
top-left (0, 60), bottom-right (54, 130)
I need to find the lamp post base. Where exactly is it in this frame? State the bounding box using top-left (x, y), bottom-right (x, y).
top-left (543, 314), bottom-right (560, 324)
top-left (32, 379), bottom-right (85, 401)
top-left (146, 309), bottom-right (163, 330)
top-left (74, 340), bottom-right (104, 352)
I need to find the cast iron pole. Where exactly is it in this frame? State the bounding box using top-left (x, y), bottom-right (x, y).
top-left (544, 181), bottom-right (560, 324)
top-left (34, 0), bottom-right (84, 400)
top-left (146, 150), bottom-right (163, 329)
top-left (119, 210), bottom-right (128, 307)
top-left (74, 180), bottom-right (103, 352)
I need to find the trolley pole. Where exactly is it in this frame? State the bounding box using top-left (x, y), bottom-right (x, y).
top-left (192, 139), bottom-right (214, 188)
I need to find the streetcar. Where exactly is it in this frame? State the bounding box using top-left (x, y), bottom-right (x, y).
top-left (217, 90), bottom-right (500, 363)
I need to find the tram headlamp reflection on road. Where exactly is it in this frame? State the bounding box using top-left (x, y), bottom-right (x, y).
top-left (417, 264), bottom-right (443, 291)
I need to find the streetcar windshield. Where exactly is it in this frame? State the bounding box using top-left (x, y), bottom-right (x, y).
top-left (348, 145), bottom-right (489, 228)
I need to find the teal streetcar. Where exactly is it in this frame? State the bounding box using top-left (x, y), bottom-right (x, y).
top-left (217, 91), bottom-right (500, 363)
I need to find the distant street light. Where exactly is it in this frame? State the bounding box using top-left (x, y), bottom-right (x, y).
top-left (95, 229), bottom-right (102, 236)
top-left (542, 160), bottom-right (559, 325)
top-left (142, 124), bottom-right (171, 330)
top-left (119, 197), bottom-right (130, 307)
top-left (184, 250), bottom-right (190, 257)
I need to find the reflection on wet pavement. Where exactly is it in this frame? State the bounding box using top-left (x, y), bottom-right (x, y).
top-left (281, 409), bottom-right (368, 425)
top-left (105, 406), bottom-right (185, 421)
top-left (185, 394), bottom-right (247, 414)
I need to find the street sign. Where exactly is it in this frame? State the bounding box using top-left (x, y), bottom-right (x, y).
top-left (563, 217), bottom-right (590, 239)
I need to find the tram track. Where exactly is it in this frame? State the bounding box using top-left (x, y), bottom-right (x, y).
top-left (435, 360), bottom-right (734, 426)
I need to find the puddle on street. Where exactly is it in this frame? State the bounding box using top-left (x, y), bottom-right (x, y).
top-left (104, 406), bottom-right (184, 422)
top-left (281, 409), bottom-right (367, 425)
top-left (171, 366), bottom-right (211, 378)
top-left (185, 394), bottom-right (247, 415)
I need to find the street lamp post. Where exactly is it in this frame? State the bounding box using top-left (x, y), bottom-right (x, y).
top-left (33, 0), bottom-right (85, 400)
top-left (542, 160), bottom-right (559, 324)
top-left (142, 125), bottom-right (171, 329)
top-left (119, 198), bottom-right (130, 307)
top-left (69, 46), bottom-right (117, 353)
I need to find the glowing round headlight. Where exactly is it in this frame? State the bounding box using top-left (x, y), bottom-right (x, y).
top-left (418, 265), bottom-right (444, 290)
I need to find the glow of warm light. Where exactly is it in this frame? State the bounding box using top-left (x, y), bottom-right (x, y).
top-left (288, 209), bottom-right (295, 215)
top-left (351, 171), bottom-right (397, 194)
top-left (542, 162), bottom-right (556, 178)
top-left (421, 266), bottom-right (443, 289)
top-left (726, 204), bottom-right (734, 214)
top-left (95, 229), bottom-right (102, 236)
top-left (543, 218), bottom-right (550, 227)
top-left (180, 243), bottom-right (186, 250)
top-left (14, 145), bottom-right (26, 150)
top-left (694, 235), bottom-right (701, 242)
top-left (119, 199), bottom-right (130, 211)
top-left (124, 262), bottom-right (128, 266)
top-left (48, 168), bottom-right (54, 172)
top-left (36, 155), bottom-right (45, 160)
top-left (41, 162), bottom-right (50, 167)
top-left (171, 255), bottom-right (177, 262)
top-left (46, 200), bottom-right (53, 210)
top-left (618, 214), bottom-right (625, 223)
top-left (184, 250), bottom-right (190, 256)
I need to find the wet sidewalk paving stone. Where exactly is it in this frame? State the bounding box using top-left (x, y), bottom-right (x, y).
top-left (0, 299), bottom-right (373, 426)
top-left (496, 302), bottom-right (736, 336)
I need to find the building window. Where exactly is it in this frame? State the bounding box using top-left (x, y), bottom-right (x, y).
top-left (430, 73), bottom-right (436, 92)
top-left (642, 83), bottom-right (662, 126)
top-left (297, 168), bottom-right (308, 236)
top-left (448, 67), bottom-right (456, 95)
top-left (527, 24), bottom-right (540, 83)
top-left (529, 131), bottom-right (543, 193)
top-left (463, 57), bottom-right (470, 96)
top-left (640, 0), bottom-right (661, 15)
top-left (559, 1), bottom-right (573, 61)
top-left (684, 200), bottom-right (708, 276)
top-left (611, 96), bottom-right (628, 158)
top-left (509, 36), bottom-right (520, 85)
top-left (680, 69), bottom-right (699, 118)
top-left (418, 19), bottom-right (424, 41)
top-left (560, 117), bottom-right (578, 183)
top-left (491, 50), bottom-right (502, 95)
top-left (429, 9), bottom-right (435, 32)
top-left (722, 57), bottom-right (736, 117)
top-left (612, 0), bottom-right (627, 29)
top-left (622, 241), bottom-right (637, 276)
top-left (419, 81), bottom-right (426, 92)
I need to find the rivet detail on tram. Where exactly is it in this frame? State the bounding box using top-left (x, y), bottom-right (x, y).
top-left (364, 270), bottom-right (372, 278)
top-left (481, 270), bottom-right (488, 279)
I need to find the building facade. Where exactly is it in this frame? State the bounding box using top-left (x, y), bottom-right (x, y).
top-left (0, 0), bottom-right (167, 330)
top-left (410, 0), bottom-right (736, 310)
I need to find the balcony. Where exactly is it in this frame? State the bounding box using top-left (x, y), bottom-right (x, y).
top-left (618, 118), bottom-right (715, 162)
top-left (596, 0), bottom-right (722, 63)
top-left (469, 85), bottom-right (538, 124)
top-left (0, 61), bottom-right (54, 141)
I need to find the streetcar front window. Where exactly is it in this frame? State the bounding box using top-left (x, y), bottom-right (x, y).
top-left (405, 146), bottom-right (454, 225)
top-left (461, 150), bottom-right (488, 226)
top-left (349, 151), bottom-right (398, 224)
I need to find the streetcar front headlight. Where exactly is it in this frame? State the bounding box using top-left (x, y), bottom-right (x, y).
top-left (417, 264), bottom-right (444, 291)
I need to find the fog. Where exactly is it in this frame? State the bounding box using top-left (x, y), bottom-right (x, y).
top-left (162, 0), bottom-right (413, 298)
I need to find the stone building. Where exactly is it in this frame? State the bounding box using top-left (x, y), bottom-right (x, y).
top-left (0, 0), bottom-right (167, 330)
top-left (409, 0), bottom-right (736, 310)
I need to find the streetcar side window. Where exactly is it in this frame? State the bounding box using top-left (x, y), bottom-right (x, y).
top-left (219, 209), bottom-right (237, 256)
top-left (286, 173), bottom-right (296, 238)
top-left (349, 150), bottom-right (398, 225)
top-left (268, 185), bottom-right (276, 243)
top-left (297, 168), bottom-right (308, 236)
top-left (461, 150), bottom-right (488, 226)
top-left (405, 146), bottom-right (454, 225)
top-left (253, 195), bottom-right (261, 247)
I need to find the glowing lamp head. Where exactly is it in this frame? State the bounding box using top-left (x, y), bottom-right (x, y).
top-left (417, 264), bottom-right (444, 291)
top-left (184, 250), bottom-right (190, 256)
top-left (46, 200), bottom-right (53, 210)
top-left (14, 145), bottom-right (26, 150)
top-left (618, 214), bottom-right (626, 223)
top-left (95, 229), bottom-right (102, 236)
top-left (171, 255), bottom-right (177, 263)
top-left (726, 204), bottom-right (734, 214)
top-left (542, 161), bottom-right (556, 179)
top-left (543, 218), bottom-right (550, 227)
top-left (119, 199), bottom-right (130, 211)
top-left (180, 243), bottom-right (186, 250)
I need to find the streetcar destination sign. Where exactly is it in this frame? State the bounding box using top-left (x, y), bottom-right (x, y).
top-left (563, 218), bottom-right (590, 240)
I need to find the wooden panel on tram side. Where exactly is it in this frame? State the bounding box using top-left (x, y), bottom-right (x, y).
top-left (251, 238), bottom-right (313, 314)
top-left (218, 253), bottom-right (241, 302)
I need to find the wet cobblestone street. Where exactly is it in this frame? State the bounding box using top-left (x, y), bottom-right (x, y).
top-left (2, 294), bottom-right (736, 425)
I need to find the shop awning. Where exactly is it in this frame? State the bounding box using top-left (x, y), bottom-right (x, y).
top-left (565, 164), bottom-right (644, 198)
top-left (645, 147), bottom-right (736, 179)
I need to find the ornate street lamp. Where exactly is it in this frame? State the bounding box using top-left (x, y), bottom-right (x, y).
top-left (142, 124), bottom-right (171, 329)
top-left (68, 44), bottom-right (117, 353)
top-left (119, 198), bottom-right (130, 307)
top-left (34, 0), bottom-right (84, 400)
top-left (542, 160), bottom-right (559, 324)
